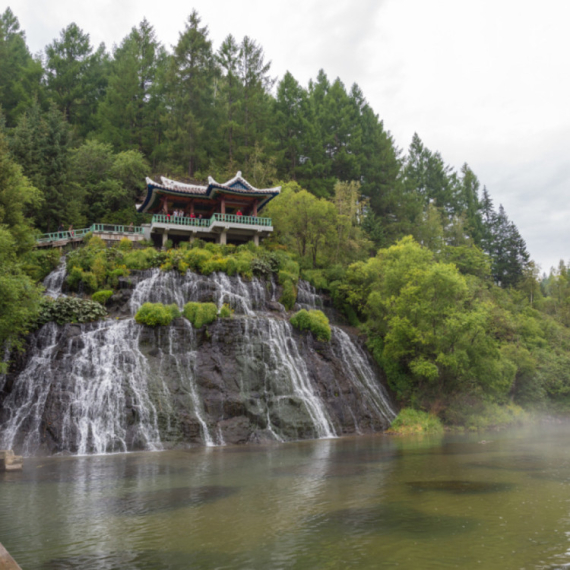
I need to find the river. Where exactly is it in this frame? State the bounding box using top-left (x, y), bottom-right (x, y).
top-left (1, 425), bottom-right (570, 569)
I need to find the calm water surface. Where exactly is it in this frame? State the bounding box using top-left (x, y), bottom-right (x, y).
top-left (2, 426), bottom-right (570, 569)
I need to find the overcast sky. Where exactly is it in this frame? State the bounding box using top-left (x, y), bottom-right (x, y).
top-left (8, 0), bottom-right (570, 272)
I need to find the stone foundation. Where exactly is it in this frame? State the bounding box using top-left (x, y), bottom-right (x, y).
top-left (0, 450), bottom-right (22, 472)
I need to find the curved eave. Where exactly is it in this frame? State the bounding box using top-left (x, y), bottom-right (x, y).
top-left (138, 183), bottom-right (281, 214)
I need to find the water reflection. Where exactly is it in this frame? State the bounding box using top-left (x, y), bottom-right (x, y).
top-left (4, 430), bottom-right (570, 569)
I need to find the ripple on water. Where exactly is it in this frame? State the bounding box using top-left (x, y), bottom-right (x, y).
top-left (272, 462), bottom-right (369, 478)
top-left (100, 485), bottom-right (238, 516)
top-left (320, 502), bottom-right (478, 538)
top-left (40, 549), bottom-right (234, 570)
top-left (468, 455), bottom-right (548, 472)
top-left (406, 480), bottom-right (514, 494)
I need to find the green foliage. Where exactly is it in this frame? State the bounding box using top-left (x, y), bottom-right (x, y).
top-left (290, 309), bottom-right (331, 342)
top-left (183, 302), bottom-right (218, 328)
top-left (92, 290), bottom-right (113, 305)
top-left (388, 409), bottom-right (444, 435)
top-left (219, 303), bottom-right (233, 318)
top-left (444, 399), bottom-right (529, 431)
top-left (36, 296), bottom-right (107, 326)
top-left (135, 302), bottom-right (175, 327)
top-left (279, 280), bottom-right (297, 311)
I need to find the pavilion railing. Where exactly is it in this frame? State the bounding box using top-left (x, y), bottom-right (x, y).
top-left (151, 214), bottom-right (272, 227)
top-left (36, 224), bottom-right (144, 244)
top-left (151, 214), bottom-right (210, 227)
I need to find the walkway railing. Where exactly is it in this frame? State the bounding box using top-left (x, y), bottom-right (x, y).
top-left (151, 214), bottom-right (210, 227)
top-left (151, 214), bottom-right (272, 227)
top-left (37, 224), bottom-right (144, 245)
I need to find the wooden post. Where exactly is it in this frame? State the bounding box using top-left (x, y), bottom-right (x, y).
top-left (220, 197), bottom-right (226, 215)
top-left (190, 201), bottom-right (194, 216)
top-left (0, 542), bottom-right (23, 570)
top-left (253, 200), bottom-right (258, 217)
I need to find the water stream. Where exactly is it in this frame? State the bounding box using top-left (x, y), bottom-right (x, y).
top-left (0, 265), bottom-right (395, 455)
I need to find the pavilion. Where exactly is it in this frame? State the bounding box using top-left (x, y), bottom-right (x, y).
top-left (137, 172), bottom-right (280, 247)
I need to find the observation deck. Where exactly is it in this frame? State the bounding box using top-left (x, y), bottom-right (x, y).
top-left (148, 213), bottom-right (273, 246)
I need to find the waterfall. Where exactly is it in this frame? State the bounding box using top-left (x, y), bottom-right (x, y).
top-left (43, 257), bottom-right (67, 298)
top-left (0, 321), bottom-right (164, 455)
top-left (1, 265), bottom-right (395, 456)
top-left (296, 280), bottom-right (324, 310)
top-left (332, 327), bottom-right (397, 425)
top-left (129, 269), bottom-right (266, 315)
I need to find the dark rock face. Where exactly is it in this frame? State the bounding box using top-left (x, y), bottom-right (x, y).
top-left (0, 270), bottom-right (396, 456)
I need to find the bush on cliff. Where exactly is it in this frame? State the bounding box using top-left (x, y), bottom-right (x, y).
top-left (135, 302), bottom-right (178, 327)
top-left (92, 290), bottom-right (113, 305)
top-left (36, 296), bottom-right (108, 326)
top-left (183, 302), bottom-right (218, 328)
top-left (290, 309), bottom-right (331, 342)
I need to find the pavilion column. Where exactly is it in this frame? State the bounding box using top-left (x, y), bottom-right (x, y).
top-left (253, 234), bottom-right (260, 247)
top-left (221, 197), bottom-right (226, 215)
top-left (218, 230), bottom-right (227, 245)
top-left (162, 231), bottom-right (168, 248)
top-left (190, 201), bottom-right (194, 216)
top-left (253, 200), bottom-right (258, 217)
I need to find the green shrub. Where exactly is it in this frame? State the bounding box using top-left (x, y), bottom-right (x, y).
top-left (22, 249), bottom-right (61, 282)
top-left (219, 303), bottom-right (233, 318)
top-left (290, 309), bottom-right (331, 342)
top-left (444, 400), bottom-right (529, 431)
top-left (36, 296), bottom-right (107, 326)
top-left (388, 409), bottom-right (444, 435)
top-left (135, 303), bottom-right (175, 327)
top-left (107, 266), bottom-right (130, 288)
top-left (117, 238), bottom-right (133, 251)
top-left (279, 280), bottom-right (297, 310)
top-left (302, 269), bottom-right (328, 291)
top-left (66, 267), bottom-right (98, 293)
top-left (92, 290), bottom-right (113, 305)
top-left (167, 303), bottom-right (181, 319)
top-left (183, 302), bottom-right (218, 328)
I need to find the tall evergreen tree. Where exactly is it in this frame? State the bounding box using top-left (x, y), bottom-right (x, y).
top-left (10, 102), bottom-right (83, 230)
top-left (44, 23), bottom-right (108, 136)
top-left (165, 10), bottom-right (217, 176)
top-left (97, 19), bottom-right (167, 162)
top-left (0, 8), bottom-right (43, 127)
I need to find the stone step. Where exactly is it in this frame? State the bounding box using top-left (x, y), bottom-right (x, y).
top-left (0, 451), bottom-right (23, 472)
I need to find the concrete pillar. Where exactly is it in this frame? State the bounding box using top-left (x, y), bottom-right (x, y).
top-left (218, 230), bottom-right (227, 245)
top-left (162, 231), bottom-right (169, 248)
top-left (190, 233), bottom-right (196, 244)
top-left (253, 234), bottom-right (260, 247)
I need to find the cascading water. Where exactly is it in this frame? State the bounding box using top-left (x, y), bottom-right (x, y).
top-left (43, 256), bottom-right (67, 298)
top-left (0, 265), bottom-right (395, 456)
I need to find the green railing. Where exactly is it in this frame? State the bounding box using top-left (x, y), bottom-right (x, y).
top-left (37, 224), bottom-right (143, 244)
top-left (211, 213), bottom-right (272, 226)
top-left (151, 214), bottom-right (272, 227)
top-left (151, 214), bottom-right (210, 227)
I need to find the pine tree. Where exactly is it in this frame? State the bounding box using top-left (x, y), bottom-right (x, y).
top-left (97, 19), bottom-right (167, 162)
top-left (165, 10), bottom-right (217, 176)
top-left (44, 23), bottom-right (108, 137)
top-left (10, 102), bottom-right (82, 231)
top-left (0, 8), bottom-right (43, 127)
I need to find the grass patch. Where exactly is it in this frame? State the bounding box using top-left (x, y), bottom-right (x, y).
top-left (135, 302), bottom-right (179, 327)
top-left (387, 408), bottom-right (444, 435)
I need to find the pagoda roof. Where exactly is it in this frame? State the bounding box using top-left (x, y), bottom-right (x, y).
top-left (137, 171), bottom-right (281, 213)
